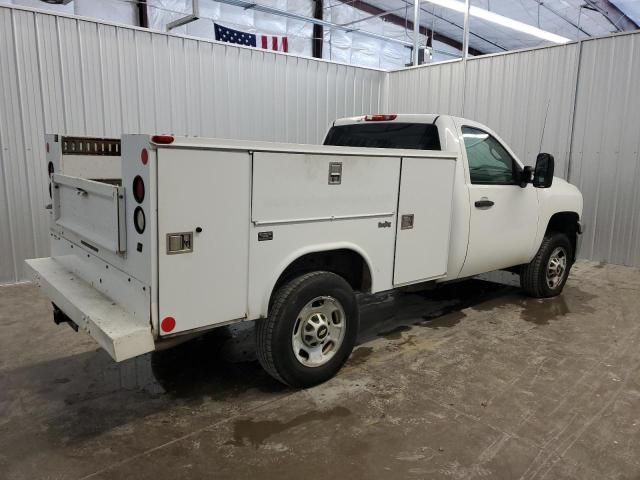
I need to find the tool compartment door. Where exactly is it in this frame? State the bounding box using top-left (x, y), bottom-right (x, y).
top-left (393, 156), bottom-right (456, 286)
top-left (157, 148), bottom-right (250, 335)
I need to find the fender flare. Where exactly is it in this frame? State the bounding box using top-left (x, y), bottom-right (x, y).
top-left (259, 241), bottom-right (375, 318)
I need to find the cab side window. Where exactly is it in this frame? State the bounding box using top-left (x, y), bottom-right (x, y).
top-left (462, 126), bottom-right (518, 185)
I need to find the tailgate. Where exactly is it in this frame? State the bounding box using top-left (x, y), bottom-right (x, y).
top-left (52, 173), bottom-right (126, 254)
top-left (26, 257), bottom-right (154, 361)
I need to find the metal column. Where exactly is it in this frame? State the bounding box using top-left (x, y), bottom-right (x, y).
top-left (462, 0), bottom-right (470, 59)
top-left (412, 0), bottom-right (420, 66)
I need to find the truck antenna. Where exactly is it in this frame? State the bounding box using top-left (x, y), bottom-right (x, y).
top-left (539, 98), bottom-right (551, 154)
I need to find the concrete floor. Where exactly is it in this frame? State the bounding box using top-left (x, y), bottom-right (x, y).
top-left (1, 261), bottom-right (640, 480)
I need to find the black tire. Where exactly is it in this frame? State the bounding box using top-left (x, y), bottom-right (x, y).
top-left (256, 271), bottom-right (359, 388)
top-left (521, 232), bottom-right (573, 298)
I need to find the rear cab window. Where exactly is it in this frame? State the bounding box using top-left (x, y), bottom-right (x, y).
top-left (324, 123), bottom-right (441, 151)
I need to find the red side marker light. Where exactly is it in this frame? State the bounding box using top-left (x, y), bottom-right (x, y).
top-left (140, 148), bottom-right (148, 165)
top-left (364, 114), bottom-right (397, 122)
top-left (161, 316), bottom-right (176, 333)
top-left (151, 135), bottom-right (175, 145)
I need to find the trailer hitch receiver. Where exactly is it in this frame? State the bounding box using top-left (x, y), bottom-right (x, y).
top-left (52, 303), bottom-right (79, 332)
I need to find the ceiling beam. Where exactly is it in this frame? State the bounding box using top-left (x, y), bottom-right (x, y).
top-left (216, 0), bottom-right (416, 48)
top-left (335, 0), bottom-right (486, 55)
top-left (415, 1), bottom-right (508, 52)
top-left (584, 0), bottom-right (639, 31)
top-left (530, 0), bottom-right (591, 37)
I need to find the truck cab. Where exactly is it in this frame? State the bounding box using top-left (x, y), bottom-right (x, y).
top-left (325, 114), bottom-right (583, 285)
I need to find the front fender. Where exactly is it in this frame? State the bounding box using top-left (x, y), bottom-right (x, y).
top-left (530, 177), bottom-right (583, 259)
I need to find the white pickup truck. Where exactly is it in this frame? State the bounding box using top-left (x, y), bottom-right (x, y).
top-left (26, 114), bottom-right (583, 387)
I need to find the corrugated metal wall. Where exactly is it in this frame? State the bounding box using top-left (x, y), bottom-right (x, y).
top-left (387, 33), bottom-right (640, 268)
top-left (0, 5), bottom-right (386, 284)
top-left (570, 33), bottom-right (640, 266)
top-left (387, 60), bottom-right (464, 116)
top-left (2, 5), bottom-right (639, 284)
top-left (388, 45), bottom-right (579, 176)
top-left (463, 45), bottom-right (579, 178)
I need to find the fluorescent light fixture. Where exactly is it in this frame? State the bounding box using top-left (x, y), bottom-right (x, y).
top-left (423, 0), bottom-right (571, 44)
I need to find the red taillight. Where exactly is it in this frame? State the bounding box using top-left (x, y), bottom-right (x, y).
top-left (161, 316), bottom-right (176, 333)
top-left (151, 135), bottom-right (175, 144)
top-left (140, 148), bottom-right (148, 165)
top-left (132, 175), bottom-right (145, 203)
top-left (364, 114), bottom-right (397, 122)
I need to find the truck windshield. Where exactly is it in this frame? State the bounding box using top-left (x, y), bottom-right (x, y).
top-left (323, 123), bottom-right (441, 150)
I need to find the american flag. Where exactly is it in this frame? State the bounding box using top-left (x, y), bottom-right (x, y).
top-left (214, 23), bottom-right (289, 53)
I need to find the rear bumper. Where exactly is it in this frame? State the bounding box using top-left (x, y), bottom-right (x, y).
top-left (25, 257), bottom-right (155, 361)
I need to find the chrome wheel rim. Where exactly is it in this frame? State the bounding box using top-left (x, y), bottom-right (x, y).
top-left (546, 246), bottom-right (568, 289)
top-left (292, 296), bottom-right (346, 368)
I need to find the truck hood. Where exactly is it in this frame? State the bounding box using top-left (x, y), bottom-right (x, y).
top-left (552, 176), bottom-right (581, 196)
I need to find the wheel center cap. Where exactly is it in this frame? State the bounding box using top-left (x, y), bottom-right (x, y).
top-left (301, 313), bottom-right (331, 347)
top-left (317, 325), bottom-right (328, 339)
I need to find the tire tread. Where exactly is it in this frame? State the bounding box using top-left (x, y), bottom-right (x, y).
top-left (521, 232), bottom-right (572, 298)
top-left (256, 271), bottom-right (331, 386)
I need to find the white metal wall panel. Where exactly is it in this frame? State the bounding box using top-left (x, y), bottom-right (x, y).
top-left (0, 5), bottom-right (386, 284)
top-left (3, 3), bottom-right (640, 284)
top-left (0, 8), bottom-right (46, 284)
top-left (569, 34), bottom-right (640, 267)
top-left (388, 46), bottom-right (579, 174)
top-left (464, 45), bottom-right (579, 177)
top-left (387, 60), bottom-right (465, 116)
top-left (386, 35), bottom-right (640, 268)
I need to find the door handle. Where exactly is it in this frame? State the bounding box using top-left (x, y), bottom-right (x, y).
top-left (474, 199), bottom-right (494, 208)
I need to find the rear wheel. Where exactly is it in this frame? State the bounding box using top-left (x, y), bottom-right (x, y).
top-left (521, 232), bottom-right (573, 298)
top-left (256, 271), bottom-right (359, 388)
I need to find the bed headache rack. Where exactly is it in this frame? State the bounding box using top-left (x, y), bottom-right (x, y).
top-left (61, 136), bottom-right (121, 156)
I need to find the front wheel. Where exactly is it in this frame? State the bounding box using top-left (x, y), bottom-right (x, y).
top-left (520, 232), bottom-right (573, 298)
top-left (256, 271), bottom-right (359, 388)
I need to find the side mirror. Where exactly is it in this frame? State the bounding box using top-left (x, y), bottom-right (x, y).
top-left (533, 153), bottom-right (554, 188)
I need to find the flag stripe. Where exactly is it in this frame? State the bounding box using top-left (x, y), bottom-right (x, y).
top-left (272, 37), bottom-right (278, 51)
top-left (261, 35), bottom-right (267, 49)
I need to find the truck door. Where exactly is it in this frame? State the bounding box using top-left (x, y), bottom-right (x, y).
top-left (457, 122), bottom-right (538, 277)
top-left (157, 148), bottom-right (251, 335)
top-left (393, 156), bottom-right (457, 286)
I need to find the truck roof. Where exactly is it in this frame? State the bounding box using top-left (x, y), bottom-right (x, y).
top-left (147, 136), bottom-right (457, 159)
top-left (333, 113), bottom-right (443, 126)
